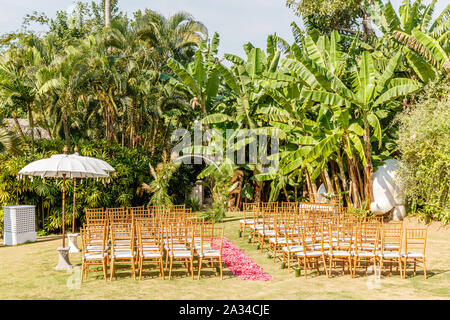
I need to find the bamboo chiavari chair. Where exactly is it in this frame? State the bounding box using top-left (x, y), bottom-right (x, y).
top-left (295, 220), bottom-right (328, 278)
top-left (378, 224), bottom-right (403, 278)
top-left (403, 228), bottom-right (427, 279)
top-left (326, 222), bottom-right (353, 277)
top-left (196, 226), bottom-right (224, 280)
top-left (281, 220), bottom-right (303, 272)
top-left (268, 216), bottom-right (290, 262)
top-left (257, 207), bottom-right (278, 252)
top-left (240, 202), bottom-right (259, 238)
top-left (81, 223), bottom-right (109, 281)
top-left (248, 206), bottom-right (264, 245)
top-left (166, 224), bottom-right (195, 280)
top-left (110, 222), bottom-right (136, 280)
top-left (352, 222), bottom-right (379, 278)
top-left (136, 221), bottom-right (165, 280)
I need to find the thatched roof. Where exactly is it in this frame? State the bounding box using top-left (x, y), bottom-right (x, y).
top-left (3, 118), bottom-right (52, 139)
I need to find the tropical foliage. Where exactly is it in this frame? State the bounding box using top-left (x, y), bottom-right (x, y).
top-left (0, 0), bottom-right (449, 225)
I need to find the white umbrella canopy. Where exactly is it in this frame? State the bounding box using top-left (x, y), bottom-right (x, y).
top-left (17, 151), bottom-right (115, 247)
top-left (18, 153), bottom-right (109, 179)
top-left (74, 153), bottom-right (116, 174)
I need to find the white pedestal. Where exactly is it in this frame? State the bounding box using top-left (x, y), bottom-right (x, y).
top-left (67, 233), bottom-right (81, 253)
top-left (55, 247), bottom-right (73, 271)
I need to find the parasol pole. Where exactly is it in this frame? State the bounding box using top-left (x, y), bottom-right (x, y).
top-left (72, 146), bottom-right (78, 234)
top-left (62, 145), bottom-right (68, 248)
top-left (72, 178), bottom-right (76, 233)
top-left (62, 173), bottom-right (66, 248)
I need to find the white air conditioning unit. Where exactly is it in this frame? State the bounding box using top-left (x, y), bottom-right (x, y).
top-left (3, 205), bottom-right (37, 245)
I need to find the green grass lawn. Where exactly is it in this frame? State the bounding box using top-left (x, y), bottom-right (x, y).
top-left (0, 212), bottom-right (449, 299)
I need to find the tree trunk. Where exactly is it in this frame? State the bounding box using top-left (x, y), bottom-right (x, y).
top-left (105, 0), bottom-right (111, 27)
top-left (323, 168), bottom-right (335, 194)
top-left (330, 161), bottom-right (341, 203)
top-left (346, 154), bottom-right (361, 208)
top-left (363, 118), bottom-right (373, 208)
top-left (62, 109), bottom-right (70, 149)
top-left (27, 104), bottom-right (35, 147)
top-left (150, 117), bottom-right (159, 157)
top-left (12, 112), bottom-right (26, 142)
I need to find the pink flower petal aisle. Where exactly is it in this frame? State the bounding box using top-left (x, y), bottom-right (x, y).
top-left (213, 237), bottom-right (273, 281)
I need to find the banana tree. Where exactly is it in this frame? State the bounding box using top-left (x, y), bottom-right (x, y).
top-left (300, 50), bottom-right (422, 205)
top-left (366, 0), bottom-right (450, 81)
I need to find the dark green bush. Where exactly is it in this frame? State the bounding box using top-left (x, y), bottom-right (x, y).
top-left (396, 83), bottom-right (450, 224)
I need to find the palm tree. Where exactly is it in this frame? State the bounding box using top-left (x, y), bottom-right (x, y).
top-left (0, 51), bottom-right (37, 145)
top-left (136, 9), bottom-right (208, 64)
top-left (38, 43), bottom-right (91, 148)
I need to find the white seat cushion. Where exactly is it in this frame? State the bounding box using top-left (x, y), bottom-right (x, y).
top-left (326, 250), bottom-right (351, 257)
top-left (353, 251), bottom-right (375, 257)
top-left (384, 244), bottom-right (400, 250)
top-left (87, 245), bottom-right (109, 251)
top-left (84, 252), bottom-right (107, 260)
top-left (113, 250), bottom-right (135, 258)
top-left (140, 251), bottom-right (162, 258)
top-left (296, 251), bottom-right (323, 257)
top-left (198, 250), bottom-right (221, 257)
top-left (378, 251), bottom-right (401, 258)
top-left (282, 246), bottom-right (303, 253)
top-left (169, 250), bottom-right (192, 258)
top-left (194, 243), bottom-right (212, 250)
top-left (402, 251), bottom-right (424, 258)
top-left (258, 230), bottom-right (276, 236)
top-left (269, 237), bottom-right (293, 244)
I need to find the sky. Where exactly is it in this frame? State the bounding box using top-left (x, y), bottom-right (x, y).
top-left (0, 0), bottom-right (447, 58)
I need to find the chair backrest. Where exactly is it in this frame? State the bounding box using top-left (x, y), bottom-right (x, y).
top-left (85, 208), bottom-right (107, 225)
top-left (107, 207), bottom-right (130, 223)
top-left (136, 221), bottom-right (162, 252)
top-left (404, 228), bottom-right (427, 256)
top-left (81, 223), bottom-right (108, 253)
top-left (130, 207), bottom-right (150, 222)
top-left (111, 222), bottom-right (134, 245)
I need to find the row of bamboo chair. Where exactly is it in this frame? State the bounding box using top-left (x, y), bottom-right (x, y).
top-left (240, 203), bottom-right (427, 279)
top-left (80, 206), bottom-right (225, 282)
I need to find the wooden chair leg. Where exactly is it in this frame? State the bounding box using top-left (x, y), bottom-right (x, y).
top-left (139, 257), bottom-right (143, 280)
top-left (131, 257), bottom-right (136, 280)
top-left (219, 257), bottom-right (223, 280)
top-left (190, 258), bottom-right (194, 280)
top-left (398, 257), bottom-right (403, 279)
top-left (169, 257), bottom-right (173, 280)
top-left (423, 259), bottom-right (427, 279)
top-left (197, 257), bottom-right (203, 280)
top-left (159, 257), bottom-right (165, 280)
top-left (403, 257), bottom-right (407, 279)
top-left (81, 262), bottom-right (85, 282)
top-left (321, 255), bottom-right (328, 276)
top-left (102, 260), bottom-right (107, 281)
top-left (110, 259), bottom-right (114, 281)
top-left (303, 258), bottom-right (308, 279)
top-left (328, 257), bottom-right (333, 277)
